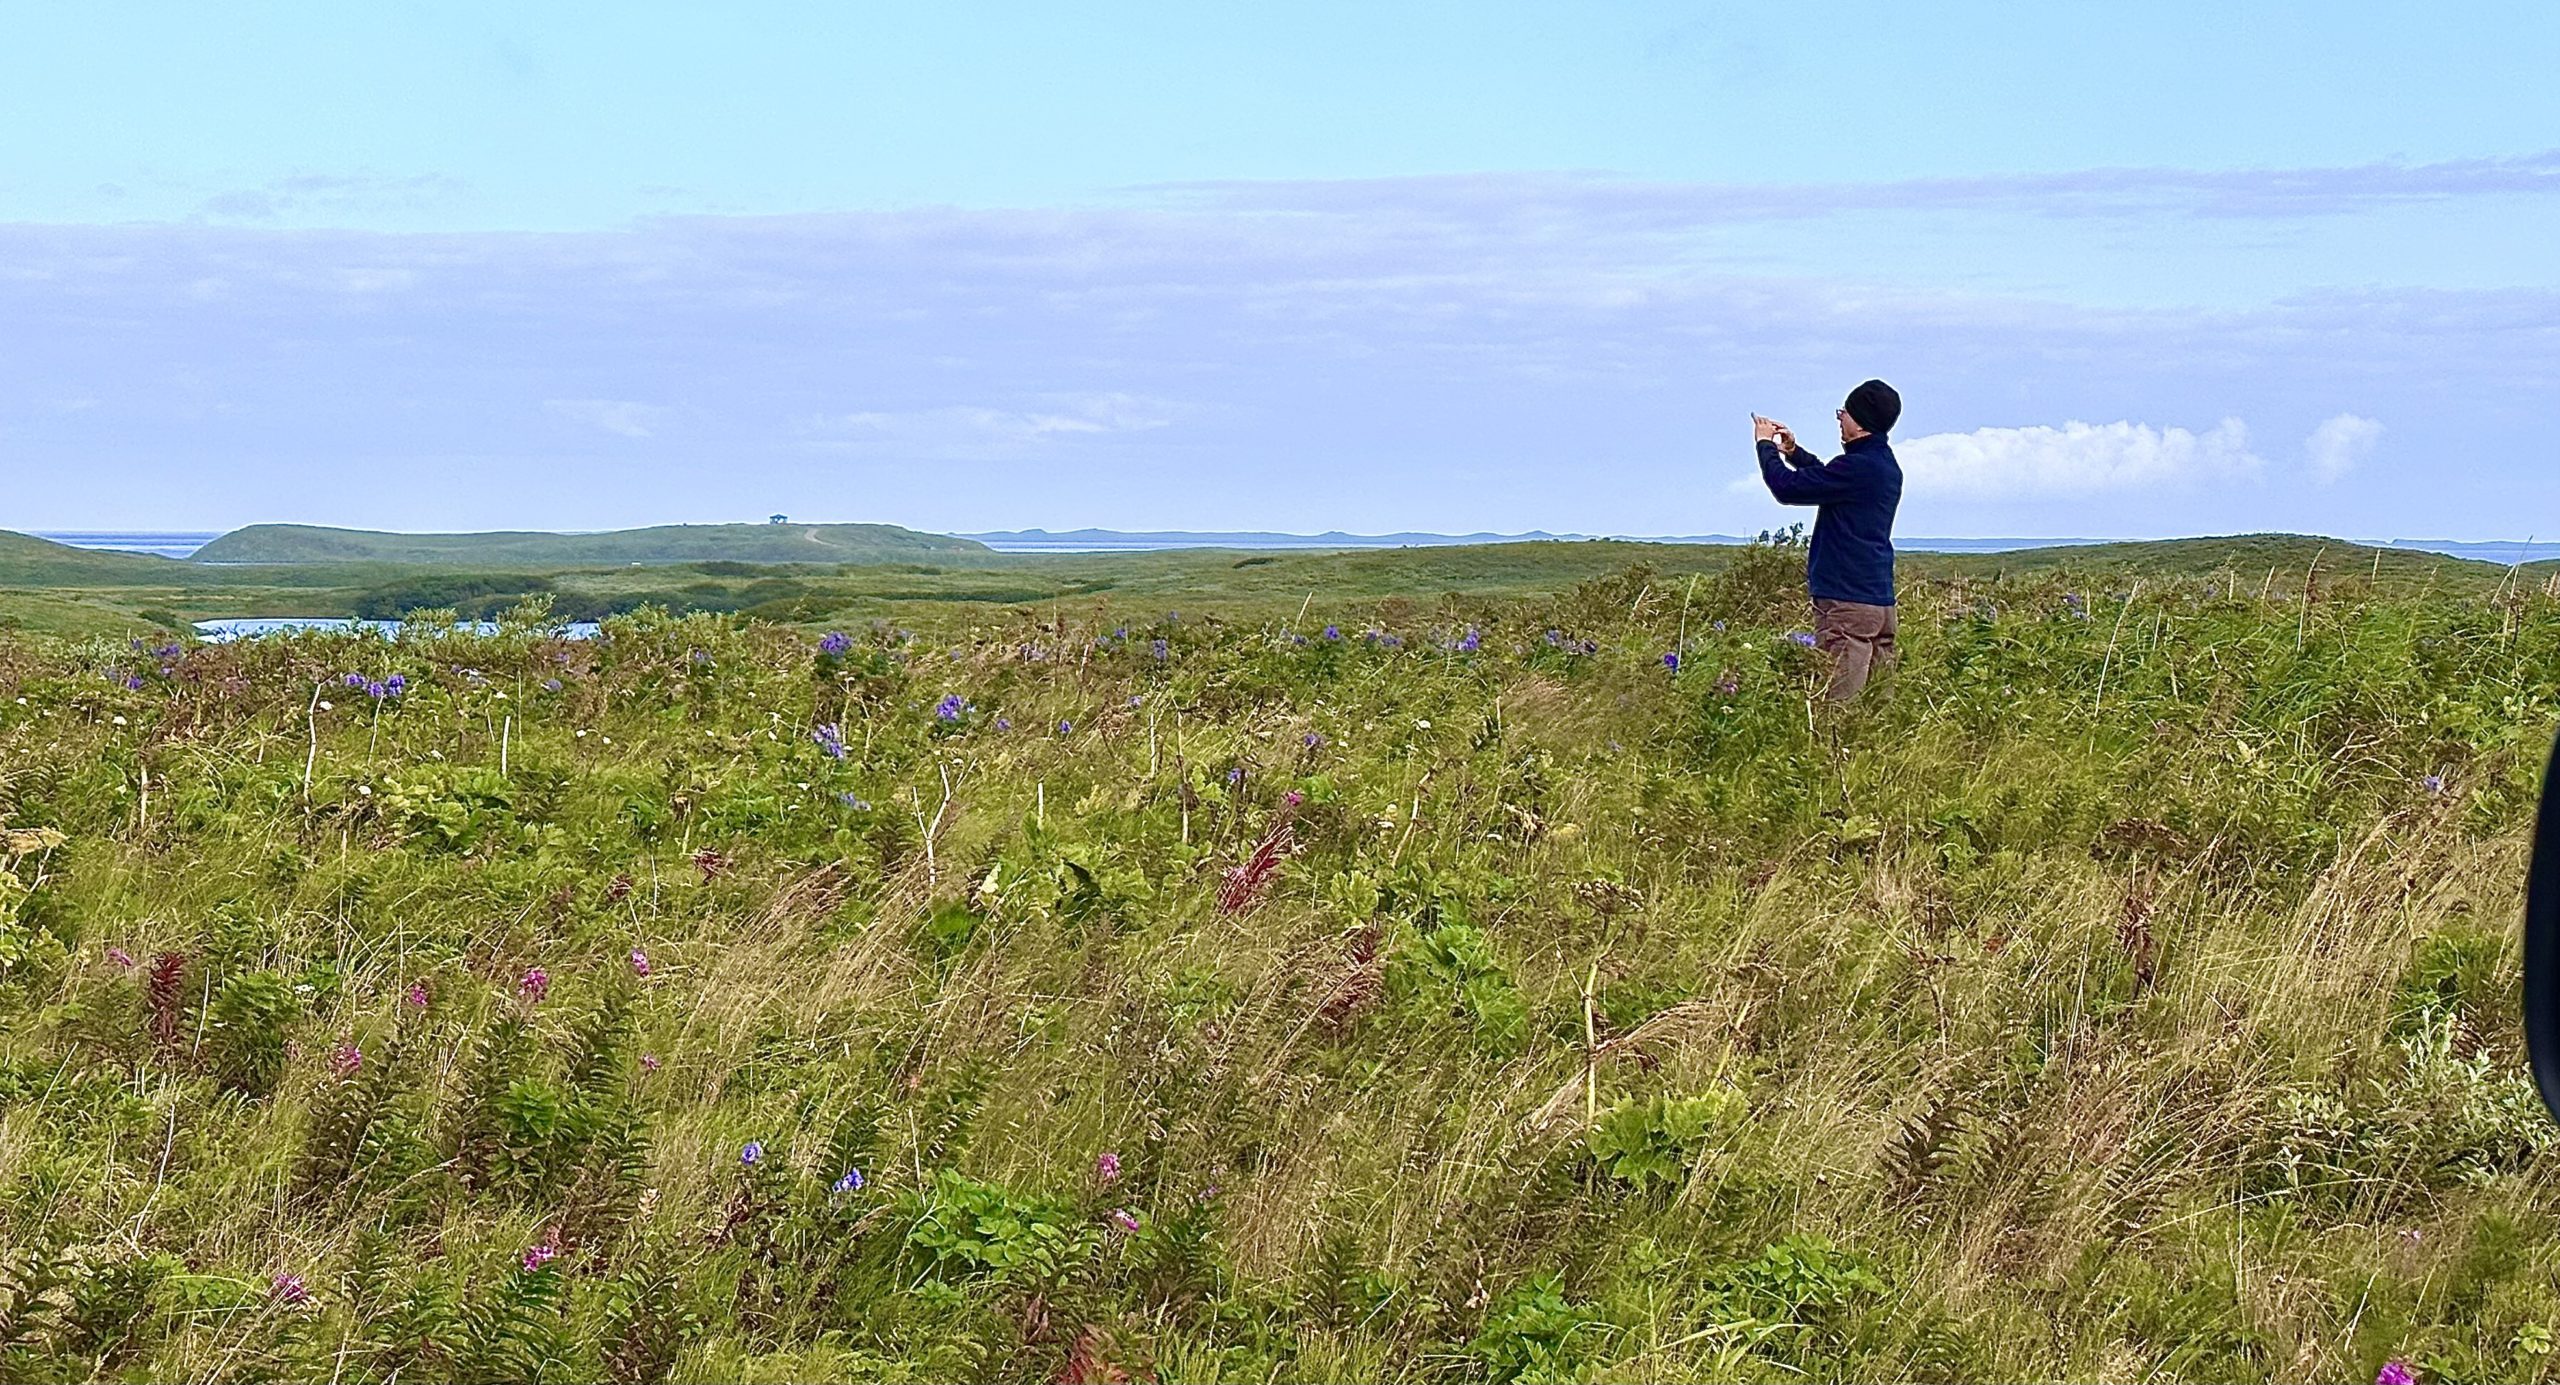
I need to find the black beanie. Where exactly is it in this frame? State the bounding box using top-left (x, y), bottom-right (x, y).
top-left (1844, 379), bottom-right (1901, 435)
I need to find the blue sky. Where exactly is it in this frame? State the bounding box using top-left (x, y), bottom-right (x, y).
top-left (4, 1), bottom-right (2555, 538)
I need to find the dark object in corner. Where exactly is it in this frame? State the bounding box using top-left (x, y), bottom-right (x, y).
top-left (2525, 730), bottom-right (2560, 1122)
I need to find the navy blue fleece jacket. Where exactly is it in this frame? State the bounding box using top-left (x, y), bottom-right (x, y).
top-left (1756, 433), bottom-right (1902, 607)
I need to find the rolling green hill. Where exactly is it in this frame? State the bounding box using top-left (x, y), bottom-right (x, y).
top-left (189, 521), bottom-right (994, 566)
top-left (0, 528), bottom-right (2527, 641)
top-left (0, 530), bottom-right (196, 585)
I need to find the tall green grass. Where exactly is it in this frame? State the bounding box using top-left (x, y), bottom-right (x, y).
top-left (1, 547), bottom-right (2554, 1382)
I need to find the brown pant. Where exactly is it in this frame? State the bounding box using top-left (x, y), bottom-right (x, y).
top-left (1813, 598), bottom-right (1897, 700)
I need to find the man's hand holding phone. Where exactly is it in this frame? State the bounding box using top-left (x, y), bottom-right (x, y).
top-left (1754, 413), bottom-right (1799, 457)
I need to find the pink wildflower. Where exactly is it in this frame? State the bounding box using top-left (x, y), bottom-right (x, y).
top-left (105, 945), bottom-right (136, 968)
top-left (270, 1272), bottom-right (309, 1305)
top-left (629, 948), bottom-right (650, 978)
top-left (404, 981), bottom-right (430, 1009)
top-left (518, 967), bottom-right (549, 1003)
top-left (329, 1043), bottom-right (362, 1078)
top-left (2376, 1362), bottom-right (2416, 1385)
top-left (640, 1054), bottom-right (662, 1072)
top-left (1108, 1208), bottom-right (1142, 1234)
top-left (522, 1242), bottom-right (558, 1272)
top-left (1095, 1151), bottom-right (1122, 1185)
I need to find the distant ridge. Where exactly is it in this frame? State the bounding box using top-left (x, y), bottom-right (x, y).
top-left (191, 522), bottom-right (992, 566)
top-left (960, 527), bottom-right (1610, 551)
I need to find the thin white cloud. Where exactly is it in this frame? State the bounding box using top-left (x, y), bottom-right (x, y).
top-left (2305, 413), bottom-right (2383, 483)
top-left (545, 398), bottom-right (667, 439)
top-left (1156, 150), bottom-right (2560, 225)
top-left (197, 173), bottom-right (464, 223)
top-left (799, 393), bottom-right (1172, 455)
top-left (1895, 420), bottom-right (2262, 498)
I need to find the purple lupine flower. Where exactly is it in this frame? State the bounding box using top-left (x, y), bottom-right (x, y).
top-left (1716, 671), bottom-right (1741, 696)
top-left (1057, 720), bottom-right (1073, 735)
top-left (2421, 774), bottom-right (2447, 795)
top-left (329, 1042), bottom-right (363, 1078)
top-left (364, 680), bottom-right (387, 700)
top-left (994, 717), bottom-right (1011, 731)
top-left (123, 674), bottom-right (145, 691)
top-left (1712, 620), bottom-right (1727, 633)
top-left (1303, 732), bottom-right (1322, 749)
top-left (1456, 628), bottom-right (1480, 653)
top-left (833, 1169), bottom-right (865, 1194)
top-left (521, 1243), bottom-right (558, 1272)
top-left (740, 1140), bottom-right (765, 1167)
top-left (517, 967), bottom-right (549, 1003)
top-left (629, 948), bottom-right (650, 978)
top-left (819, 631), bottom-right (852, 656)
top-left (383, 674), bottom-right (406, 697)
top-left (2376, 1362), bottom-right (2415, 1385)
top-left (1128, 695), bottom-right (1142, 707)
top-left (542, 678), bottom-right (562, 692)
top-left (933, 694), bottom-right (966, 722)
top-left (1150, 638), bottom-right (1169, 660)
top-left (1323, 624), bottom-right (1340, 640)
top-left (1788, 631), bottom-right (1818, 648)
top-left (270, 1272), bottom-right (309, 1305)
top-left (106, 945), bottom-right (135, 968)
top-left (1095, 1151), bottom-right (1122, 1185)
top-left (812, 723), bottom-right (848, 758)
top-left (343, 672), bottom-right (368, 688)
top-left (839, 793), bottom-right (871, 810)
top-left (1227, 766), bottom-right (1244, 785)
top-left (1662, 652), bottom-right (1680, 671)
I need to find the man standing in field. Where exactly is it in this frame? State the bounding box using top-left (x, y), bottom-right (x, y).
top-left (1752, 379), bottom-right (1904, 700)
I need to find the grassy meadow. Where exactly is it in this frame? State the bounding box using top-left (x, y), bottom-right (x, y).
top-left (3, 537), bottom-right (2559, 1382)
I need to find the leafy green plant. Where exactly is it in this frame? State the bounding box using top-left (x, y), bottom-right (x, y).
top-left (204, 970), bottom-right (299, 1095)
top-left (1467, 1273), bottom-right (1611, 1384)
top-left (903, 1170), bottom-right (1092, 1285)
top-left (1586, 1092), bottom-right (1744, 1194)
top-left (1389, 919), bottom-right (1527, 1054)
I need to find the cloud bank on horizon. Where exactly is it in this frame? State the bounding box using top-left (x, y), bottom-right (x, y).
top-left (6, 166), bottom-right (2550, 540)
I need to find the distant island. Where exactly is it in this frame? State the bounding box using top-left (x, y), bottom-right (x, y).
top-left (191, 522), bottom-right (989, 566)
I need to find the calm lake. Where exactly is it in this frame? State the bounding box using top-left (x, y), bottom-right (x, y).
top-left (193, 618), bottom-right (604, 643)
